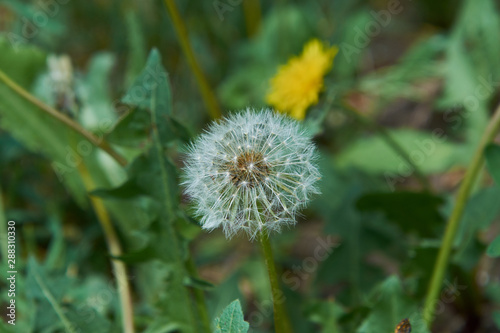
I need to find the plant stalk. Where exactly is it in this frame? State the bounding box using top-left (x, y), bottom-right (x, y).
top-left (0, 69), bottom-right (128, 167)
top-left (259, 230), bottom-right (292, 333)
top-left (163, 0), bottom-right (222, 119)
top-left (423, 103), bottom-right (500, 326)
top-left (79, 163), bottom-right (135, 333)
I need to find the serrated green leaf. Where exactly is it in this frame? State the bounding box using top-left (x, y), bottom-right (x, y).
top-left (91, 179), bottom-right (146, 199)
top-left (214, 299), bottom-right (249, 333)
top-left (26, 258), bottom-right (111, 333)
top-left (76, 52), bottom-right (117, 129)
top-left (123, 49), bottom-right (198, 332)
top-left (356, 276), bottom-right (429, 333)
top-left (107, 106), bottom-right (152, 148)
top-left (120, 48), bottom-right (191, 146)
top-left (124, 10), bottom-right (147, 88)
top-left (122, 49), bottom-right (174, 143)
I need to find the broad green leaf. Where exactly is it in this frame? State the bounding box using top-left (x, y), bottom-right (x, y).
top-left (485, 144), bottom-right (500, 186)
top-left (0, 39), bottom-right (143, 243)
top-left (76, 52), bottom-right (118, 130)
top-left (336, 129), bottom-right (459, 176)
top-left (91, 178), bottom-right (146, 199)
top-left (122, 49), bottom-right (198, 332)
top-left (458, 0), bottom-right (500, 84)
top-left (121, 48), bottom-right (191, 145)
top-left (487, 236), bottom-right (500, 258)
top-left (26, 258), bottom-right (111, 333)
top-left (356, 191), bottom-right (444, 237)
top-left (0, 38), bottom-right (45, 86)
top-left (214, 299), bottom-right (249, 333)
top-left (358, 35), bottom-right (445, 100)
top-left (441, 0), bottom-right (493, 148)
top-left (0, 38), bottom-right (90, 207)
top-left (122, 49), bottom-right (173, 142)
top-left (124, 10), bottom-right (147, 88)
top-left (314, 161), bottom-right (403, 302)
top-left (356, 276), bottom-right (429, 333)
top-left (106, 106), bottom-right (152, 148)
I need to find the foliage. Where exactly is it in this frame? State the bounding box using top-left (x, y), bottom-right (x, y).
top-left (0, 0), bottom-right (500, 332)
top-left (214, 299), bottom-right (249, 333)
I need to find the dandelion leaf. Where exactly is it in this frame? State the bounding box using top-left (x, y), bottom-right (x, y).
top-left (120, 49), bottom-right (198, 332)
top-left (214, 299), bottom-right (249, 333)
top-left (356, 276), bottom-right (429, 333)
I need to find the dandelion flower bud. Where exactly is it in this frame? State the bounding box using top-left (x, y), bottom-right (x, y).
top-left (182, 108), bottom-right (320, 239)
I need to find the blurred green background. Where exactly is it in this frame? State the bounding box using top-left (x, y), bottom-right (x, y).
top-left (1, 0), bottom-right (500, 332)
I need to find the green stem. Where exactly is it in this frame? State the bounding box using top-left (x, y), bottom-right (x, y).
top-left (339, 101), bottom-right (432, 192)
top-left (0, 69), bottom-right (128, 167)
top-left (423, 103), bottom-right (500, 326)
top-left (163, 0), bottom-right (222, 119)
top-left (79, 163), bottom-right (135, 333)
top-left (259, 230), bottom-right (292, 333)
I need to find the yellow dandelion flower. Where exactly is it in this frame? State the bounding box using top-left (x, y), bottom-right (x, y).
top-left (266, 39), bottom-right (338, 120)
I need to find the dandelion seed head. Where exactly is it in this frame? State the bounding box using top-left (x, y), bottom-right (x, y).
top-left (182, 108), bottom-right (320, 239)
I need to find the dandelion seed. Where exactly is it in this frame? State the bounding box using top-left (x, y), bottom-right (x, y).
top-left (182, 108), bottom-right (321, 239)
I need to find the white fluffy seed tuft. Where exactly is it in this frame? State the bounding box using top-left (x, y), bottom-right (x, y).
top-left (182, 108), bottom-right (321, 239)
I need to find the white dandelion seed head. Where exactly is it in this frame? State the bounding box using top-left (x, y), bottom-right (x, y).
top-left (182, 108), bottom-right (321, 239)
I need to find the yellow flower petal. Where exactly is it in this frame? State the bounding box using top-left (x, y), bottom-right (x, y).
top-left (266, 39), bottom-right (338, 120)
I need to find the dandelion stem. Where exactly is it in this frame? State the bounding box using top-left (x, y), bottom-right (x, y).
top-left (78, 163), bottom-right (135, 333)
top-left (339, 101), bottom-right (432, 192)
top-left (423, 103), bottom-right (500, 327)
top-left (259, 230), bottom-right (292, 333)
top-left (162, 0), bottom-right (222, 119)
top-left (0, 69), bottom-right (128, 167)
